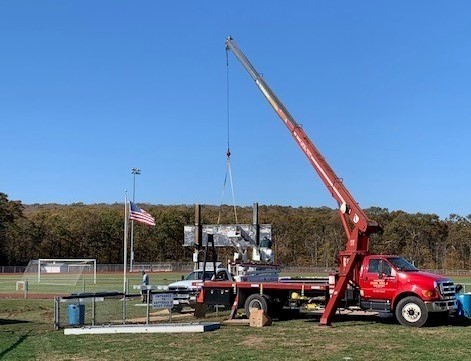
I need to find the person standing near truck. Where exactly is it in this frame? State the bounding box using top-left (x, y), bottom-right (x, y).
top-left (141, 270), bottom-right (149, 303)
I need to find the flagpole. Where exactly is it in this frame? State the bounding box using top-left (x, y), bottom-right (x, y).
top-left (123, 191), bottom-right (129, 294)
top-left (130, 168), bottom-right (141, 272)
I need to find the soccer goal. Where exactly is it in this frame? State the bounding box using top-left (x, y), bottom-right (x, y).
top-left (22, 259), bottom-right (97, 286)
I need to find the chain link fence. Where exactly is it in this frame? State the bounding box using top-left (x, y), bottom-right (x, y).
top-left (3, 262), bottom-right (471, 275)
top-left (54, 289), bottom-right (190, 330)
top-left (0, 262), bottom-right (194, 274)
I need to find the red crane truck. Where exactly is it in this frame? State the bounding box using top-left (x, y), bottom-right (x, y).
top-left (196, 37), bottom-right (457, 327)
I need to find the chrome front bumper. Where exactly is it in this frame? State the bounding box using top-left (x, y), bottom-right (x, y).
top-left (170, 291), bottom-right (197, 307)
top-left (425, 299), bottom-right (456, 313)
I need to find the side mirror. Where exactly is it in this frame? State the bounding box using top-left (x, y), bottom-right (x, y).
top-left (181, 275), bottom-right (184, 281)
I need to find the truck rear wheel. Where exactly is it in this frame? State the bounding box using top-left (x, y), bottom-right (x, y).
top-left (244, 294), bottom-right (269, 318)
top-left (395, 296), bottom-right (428, 327)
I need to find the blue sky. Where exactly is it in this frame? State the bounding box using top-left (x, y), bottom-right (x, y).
top-left (1, 1), bottom-right (470, 218)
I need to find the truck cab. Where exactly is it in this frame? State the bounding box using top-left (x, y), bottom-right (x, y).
top-left (358, 255), bottom-right (456, 326)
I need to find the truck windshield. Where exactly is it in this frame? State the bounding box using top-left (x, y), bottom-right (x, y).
top-left (387, 257), bottom-right (418, 272)
top-left (185, 271), bottom-right (215, 281)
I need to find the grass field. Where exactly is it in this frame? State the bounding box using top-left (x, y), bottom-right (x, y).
top-left (0, 272), bottom-right (187, 295)
top-left (1, 272), bottom-right (471, 296)
top-left (1, 298), bottom-right (471, 361)
top-left (1, 273), bottom-right (471, 360)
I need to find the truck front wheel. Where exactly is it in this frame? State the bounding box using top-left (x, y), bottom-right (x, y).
top-left (171, 306), bottom-right (183, 314)
top-left (395, 296), bottom-right (428, 327)
top-left (244, 294), bottom-right (269, 318)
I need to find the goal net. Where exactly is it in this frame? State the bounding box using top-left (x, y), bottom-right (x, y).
top-left (22, 259), bottom-right (97, 286)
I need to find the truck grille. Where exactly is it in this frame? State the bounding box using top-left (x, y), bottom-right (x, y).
top-left (438, 281), bottom-right (455, 298)
top-left (168, 286), bottom-right (192, 293)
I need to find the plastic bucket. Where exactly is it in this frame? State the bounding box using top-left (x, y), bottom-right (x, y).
top-left (67, 304), bottom-right (85, 326)
top-left (456, 294), bottom-right (471, 318)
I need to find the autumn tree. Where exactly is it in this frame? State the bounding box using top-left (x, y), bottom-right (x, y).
top-left (0, 193), bottom-right (28, 264)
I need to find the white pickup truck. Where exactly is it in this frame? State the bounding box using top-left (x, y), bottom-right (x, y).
top-left (168, 268), bottom-right (232, 312)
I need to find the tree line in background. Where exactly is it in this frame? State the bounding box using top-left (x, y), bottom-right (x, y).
top-left (1, 192), bottom-right (471, 270)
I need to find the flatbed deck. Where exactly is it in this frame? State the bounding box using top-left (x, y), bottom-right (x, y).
top-left (199, 278), bottom-right (329, 292)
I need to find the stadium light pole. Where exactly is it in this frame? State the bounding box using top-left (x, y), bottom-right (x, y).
top-left (130, 167), bottom-right (141, 272)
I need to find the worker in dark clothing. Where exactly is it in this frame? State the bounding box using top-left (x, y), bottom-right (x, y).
top-left (141, 270), bottom-right (149, 303)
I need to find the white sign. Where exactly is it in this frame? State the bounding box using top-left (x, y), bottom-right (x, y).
top-left (152, 293), bottom-right (174, 309)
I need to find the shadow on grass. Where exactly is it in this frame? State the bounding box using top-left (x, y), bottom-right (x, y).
top-left (0, 318), bottom-right (31, 325)
top-left (439, 315), bottom-right (471, 327)
top-left (303, 313), bottom-right (471, 328)
top-left (303, 312), bottom-right (380, 326)
top-left (0, 330), bottom-right (31, 359)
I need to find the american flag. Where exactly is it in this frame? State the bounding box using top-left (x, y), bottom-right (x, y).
top-left (129, 202), bottom-right (156, 226)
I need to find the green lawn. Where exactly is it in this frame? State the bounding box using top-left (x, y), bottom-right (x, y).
top-left (0, 272), bottom-right (187, 295)
top-left (1, 272), bottom-right (470, 296)
top-left (1, 273), bottom-right (471, 360)
top-left (1, 298), bottom-right (471, 361)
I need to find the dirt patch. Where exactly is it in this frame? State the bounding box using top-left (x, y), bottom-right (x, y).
top-left (241, 335), bottom-right (269, 348)
top-left (0, 293), bottom-right (62, 299)
top-left (121, 309), bottom-right (195, 324)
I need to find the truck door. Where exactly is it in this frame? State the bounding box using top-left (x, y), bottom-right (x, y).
top-left (360, 258), bottom-right (398, 301)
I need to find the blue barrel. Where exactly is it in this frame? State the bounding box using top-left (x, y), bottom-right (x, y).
top-left (67, 304), bottom-right (85, 326)
top-left (457, 294), bottom-right (471, 318)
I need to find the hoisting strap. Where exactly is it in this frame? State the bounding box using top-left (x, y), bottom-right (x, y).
top-left (217, 50), bottom-right (238, 225)
top-left (217, 153), bottom-right (238, 225)
top-left (226, 48), bottom-right (230, 151)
